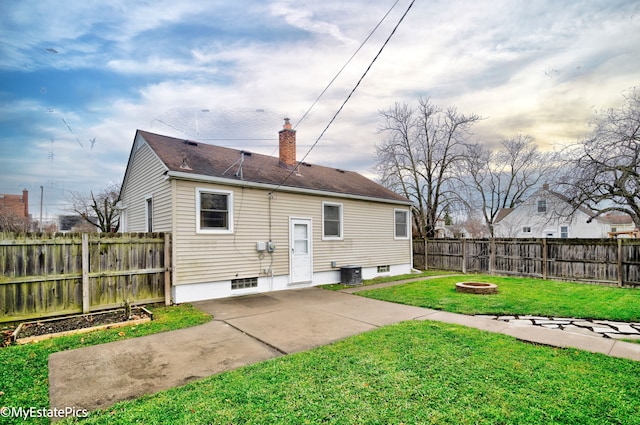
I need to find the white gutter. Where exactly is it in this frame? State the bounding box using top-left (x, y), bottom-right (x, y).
top-left (166, 170), bottom-right (414, 206)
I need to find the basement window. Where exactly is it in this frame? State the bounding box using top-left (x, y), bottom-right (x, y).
top-left (377, 265), bottom-right (390, 273)
top-left (231, 277), bottom-right (258, 290)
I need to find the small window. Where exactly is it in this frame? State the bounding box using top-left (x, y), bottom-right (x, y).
top-left (323, 202), bottom-right (343, 239)
top-left (522, 226), bottom-right (531, 233)
top-left (395, 209), bottom-right (409, 239)
top-left (537, 199), bottom-right (547, 213)
top-left (231, 277), bottom-right (258, 290)
top-left (560, 226), bottom-right (569, 238)
top-left (377, 265), bottom-right (390, 273)
top-left (145, 197), bottom-right (153, 232)
top-left (196, 188), bottom-right (233, 233)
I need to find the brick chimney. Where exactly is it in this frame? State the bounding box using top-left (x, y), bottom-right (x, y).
top-left (22, 189), bottom-right (28, 217)
top-left (278, 118), bottom-right (297, 169)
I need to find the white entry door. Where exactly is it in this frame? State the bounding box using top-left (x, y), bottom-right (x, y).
top-left (290, 218), bottom-right (313, 283)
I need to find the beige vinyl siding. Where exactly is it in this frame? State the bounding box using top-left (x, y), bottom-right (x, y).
top-left (173, 179), bottom-right (411, 286)
top-left (121, 139), bottom-right (172, 232)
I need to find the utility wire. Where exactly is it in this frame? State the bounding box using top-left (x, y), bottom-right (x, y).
top-left (272, 0), bottom-right (416, 193)
top-left (293, 0), bottom-right (401, 130)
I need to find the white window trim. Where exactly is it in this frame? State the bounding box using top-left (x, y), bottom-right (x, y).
top-left (537, 199), bottom-right (547, 213)
top-left (322, 202), bottom-right (343, 240)
top-left (144, 195), bottom-right (153, 232)
top-left (196, 188), bottom-right (234, 234)
top-left (394, 209), bottom-right (410, 240)
top-left (119, 203), bottom-right (128, 232)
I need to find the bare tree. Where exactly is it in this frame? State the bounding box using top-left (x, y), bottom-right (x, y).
top-left (461, 135), bottom-right (559, 236)
top-left (560, 87), bottom-right (640, 227)
top-left (0, 211), bottom-right (31, 232)
top-left (374, 97), bottom-right (481, 238)
top-left (69, 183), bottom-right (121, 232)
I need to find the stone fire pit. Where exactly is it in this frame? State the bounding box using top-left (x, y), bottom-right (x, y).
top-left (455, 281), bottom-right (498, 295)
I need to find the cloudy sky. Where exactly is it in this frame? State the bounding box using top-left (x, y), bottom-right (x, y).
top-left (1, 0), bottom-right (639, 219)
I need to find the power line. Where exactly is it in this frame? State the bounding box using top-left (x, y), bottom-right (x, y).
top-left (293, 0), bottom-right (401, 130)
top-left (272, 0), bottom-right (416, 193)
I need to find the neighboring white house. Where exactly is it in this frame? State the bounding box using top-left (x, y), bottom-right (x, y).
top-left (493, 184), bottom-right (635, 238)
top-left (118, 120), bottom-right (414, 303)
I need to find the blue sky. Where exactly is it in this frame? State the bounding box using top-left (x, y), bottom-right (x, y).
top-left (1, 0), bottom-right (639, 219)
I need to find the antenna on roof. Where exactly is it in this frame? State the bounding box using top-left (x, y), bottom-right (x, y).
top-left (222, 150), bottom-right (252, 180)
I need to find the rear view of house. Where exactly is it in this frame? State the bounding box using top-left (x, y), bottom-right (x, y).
top-left (119, 120), bottom-right (413, 302)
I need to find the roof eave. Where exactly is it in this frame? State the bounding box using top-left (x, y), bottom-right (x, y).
top-left (166, 170), bottom-right (414, 206)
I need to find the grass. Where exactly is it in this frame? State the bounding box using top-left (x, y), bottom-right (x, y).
top-left (4, 274), bottom-right (639, 423)
top-left (357, 274), bottom-right (640, 322)
top-left (0, 304), bottom-right (211, 425)
top-left (321, 269), bottom-right (457, 291)
top-left (61, 320), bottom-right (640, 424)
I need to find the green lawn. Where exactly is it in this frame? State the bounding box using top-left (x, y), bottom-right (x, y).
top-left (62, 320), bottom-right (640, 425)
top-left (321, 269), bottom-right (457, 291)
top-left (4, 275), bottom-right (640, 424)
top-left (0, 304), bottom-right (211, 425)
top-left (357, 274), bottom-right (640, 322)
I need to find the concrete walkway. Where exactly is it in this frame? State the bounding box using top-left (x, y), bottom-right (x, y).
top-left (49, 286), bottom-right (640, 417)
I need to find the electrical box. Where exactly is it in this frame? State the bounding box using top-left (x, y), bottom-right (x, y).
top-left (256, 241), bottom-right (267, 252)
top-left (267, 241), bottom-right (276, 252)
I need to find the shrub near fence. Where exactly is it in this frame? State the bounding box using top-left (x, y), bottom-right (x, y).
top-left (413, 238), bottom-right (640, 288)
top-left (0, 232), bottom-right (171, 323)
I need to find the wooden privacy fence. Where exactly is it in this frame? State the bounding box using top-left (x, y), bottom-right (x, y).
top-left (0, 232), bottom-right (171, 323)
top-left (413, 238), bottom-right (640, 288)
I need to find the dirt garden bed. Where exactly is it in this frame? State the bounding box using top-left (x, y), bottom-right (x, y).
top-left (8, 306), bottom-right (153, 345)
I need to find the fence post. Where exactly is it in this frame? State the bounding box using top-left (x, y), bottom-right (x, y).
top-left (461, 238), bottom-right (467, 274)
top-left (424, 238), bottom-right (428, 271)
top-left (164, 232), bottom-right (172, 305)
top-left (618, 238), bottom-right (623, 287)
top-left (542, 238), bottom-right (547, 280)
top-left (489, 239), bottom-right (496, 275)
top-left (82, 233), bottom-right (90, 314)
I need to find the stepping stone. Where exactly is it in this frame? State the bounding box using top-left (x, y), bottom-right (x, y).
top-left (591, 327), bottom-right (617, 334)
top-left (562, 325), bottom-right (601, 337)
top-left (610, 324), bottom-right (640, 334)
top-left (509, 319), bottom-right (535, 326)
top-left (534, 320), bottom-right (571, 325)
top-left (572, 321), bottom-right (597, 328)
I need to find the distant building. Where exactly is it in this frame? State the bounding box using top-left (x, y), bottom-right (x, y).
top-left (0, 189), bottom-right (29, 218)
top-left (494, 184), bottom-right (635, 238)
top-left (0, 189), bottom-right (32, 231)
top-left (58, 215), bottom-right (99, 232)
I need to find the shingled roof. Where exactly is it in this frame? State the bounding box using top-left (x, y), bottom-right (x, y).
top-left (136, 130), bottom-right (410, 204)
